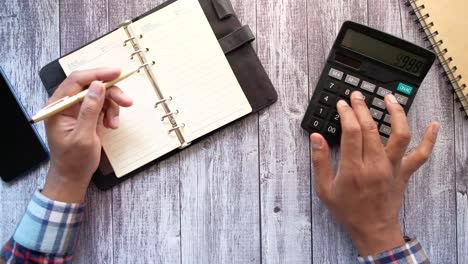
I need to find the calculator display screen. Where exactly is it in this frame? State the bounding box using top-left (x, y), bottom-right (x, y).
top-left (341, 29), bottom-right (426, 77)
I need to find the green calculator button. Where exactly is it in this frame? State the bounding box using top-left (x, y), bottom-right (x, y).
top-left (397, 83), bottom-right (414, 95)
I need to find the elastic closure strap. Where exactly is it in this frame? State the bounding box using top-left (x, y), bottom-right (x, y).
top-left (211, 0), bottom-right (235, 20)
top-left (219, 25), bottom-right (255, 54)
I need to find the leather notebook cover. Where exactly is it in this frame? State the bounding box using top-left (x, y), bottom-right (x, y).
top-left (39, 0), bottom-right (277, 190)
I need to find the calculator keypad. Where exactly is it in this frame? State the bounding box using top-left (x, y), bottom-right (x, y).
top-left (303, 67), bottom-right (414, 145)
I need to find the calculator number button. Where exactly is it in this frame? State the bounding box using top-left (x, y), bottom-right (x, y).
top-left (370, 108), bottom-right (384, 120)
top-left (319, 93), bottom-right (338, 106)
top-left (377, 87), bottom-right (392, 98)
top-left (345, 74), bottom-right (360, 87)
top-left (325, 81), bottom-right (340, 93)
top-left (395, 94), bottom-right (409, 106)
top-left (308, 117), bottom-right (324, 130)
top-left (380, 136), bottom-right (389, 145)
top-left (383, 114), bottom-right (391, 124)
top-left (330, 110), bottom-right (340, 123)
top-left (314, 106), bottom-right (330, 119)
top-left (328, 68), bottom-right (344, 80)
top-left (325, 123), bottom-right (340, 136)
top-left (372, 97), bottom-right (386, 110)
top-left (380, 124), bottom-right (392, 136)
top-left (340, 87), bottom-right (354, 98)
top-left (361, 81), bottom-right (376, 93)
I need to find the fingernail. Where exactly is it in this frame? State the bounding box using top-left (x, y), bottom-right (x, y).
top-left (88, 82), bottom-right (104, 98)
top-left (113, 116), bottom-right (120, 128)
top-left (352, 91), bottom-right (365, 100)
top-left (311, 134), bottom-right (323, 150)
top-left (337, 100), bottom-right (349, 108)
top-left (432, 123), bottom-right (440, 138)
top-left (387, 94), bottom-right (398, 104)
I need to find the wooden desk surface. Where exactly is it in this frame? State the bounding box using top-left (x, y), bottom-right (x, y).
top-left (0, 0), bottom-right (466, 263)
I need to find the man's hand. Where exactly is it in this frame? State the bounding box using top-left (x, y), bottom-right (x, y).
top-left (311, 91), bottom-right (440, 256)
top-left (42, 68), bottom-right (133, 203)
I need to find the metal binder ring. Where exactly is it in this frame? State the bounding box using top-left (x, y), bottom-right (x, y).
top-left (123, 37), bottom-right (136, 47)
top-left (168, 123), bottom-right (186, 134)
top-left (161, 110), bottom-right (179, 121)
top-left (454, 84), bottom-right (466, 93)
top-left (427, 40), bottom-right (443, 50)
top-left (442, 66), bottom-right (458, 76)
top-left (154, 97), bottom-right (173, 108)
top-left (435, 48), bottom-right (448, 57)
top-left (410, 5), bottom-right (425, 15)
top-left (419, 22), bottom-right (434, 32)
top-left (423, 31), bottom-right (438, 41)
top-left (414, 14), bottom-right (429, 23)
top-left (404, 0), bottom-right (418, 7)
top-left (130, 49), bottom-right (149, 60)
top-left (439, 57), bottom-right (453, 66)
top-left (448, 75), bottom-right (462, 84)
top-left (137, 63), bottom-right (150, 73)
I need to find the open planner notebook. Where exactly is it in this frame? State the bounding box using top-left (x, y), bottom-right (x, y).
top-left (59, 0), bottom-right (252, 178)
top-left (406, 0), bottom-right (468, 116)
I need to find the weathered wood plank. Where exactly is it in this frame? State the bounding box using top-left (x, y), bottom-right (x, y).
top-left (59, 1), bottom-right (114, 263)
top-left (308, 0), bottom-right (368, 262)
top-left (256, 0), bottom-right (312, 263)
top-left (179, 1), bottom-right (261, 263)
top-left (106, 1), bottom-right (182, 264)
top-left (0, 0), bottom-right (58, 244)
top-left (455, 97), bottom-right (468, 263)
top-left (398, 2), bottom-right (457, 263)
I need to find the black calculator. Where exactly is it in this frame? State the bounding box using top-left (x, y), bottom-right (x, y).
top-left (302, 21), bottom-right (436, 145)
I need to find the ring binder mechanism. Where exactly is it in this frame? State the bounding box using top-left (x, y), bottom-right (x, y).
top-left (120, 20), bottom-right (192, 147)
top-left (405, 0), bottom-right (468, 118)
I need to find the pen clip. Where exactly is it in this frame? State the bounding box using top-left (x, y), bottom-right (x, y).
top-left (39, 96), bottom-right (70, 113)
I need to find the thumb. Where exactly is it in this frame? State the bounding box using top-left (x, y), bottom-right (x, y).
top-left (311, 133), bottom-right (334, 202)
top-left (76, 81), bottom-right (105, 136)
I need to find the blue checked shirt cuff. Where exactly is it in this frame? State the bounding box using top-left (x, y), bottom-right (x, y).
top-left (357, 238), bottom-right (429, 264)
top-left (12, 190), bottom-right (85, 255)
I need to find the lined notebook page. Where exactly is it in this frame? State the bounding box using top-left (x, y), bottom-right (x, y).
top-left (420, 0), bottom-right (468, 97)
top-left (133, 0), bottom-right (252, 142)
top-left (59, 28), bottom-right (180, 178)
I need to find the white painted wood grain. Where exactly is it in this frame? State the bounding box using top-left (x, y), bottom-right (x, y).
top-left (256, 0), bottom-right (313, 263)
top-left (399, 1), bottom-right (457, 263)
top-left (106, 0), bottom-right (182, 263)
top-left (179, 0), bottom-right (261, 263)
top-left (0, 0), bottom-right (57, 244)
top-left (59, 1), bottom-right (115, 263)
top-left (308, 0), bottom-right (368, 262)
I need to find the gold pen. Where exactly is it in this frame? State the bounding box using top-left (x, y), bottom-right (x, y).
top-left (31, 69), bottom-right (138, 123)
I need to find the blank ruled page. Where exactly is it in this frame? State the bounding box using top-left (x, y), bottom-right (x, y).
top-left (59, 28), bottom-right (180, 178)
top-left (133, 0), bottom-right (252, 143)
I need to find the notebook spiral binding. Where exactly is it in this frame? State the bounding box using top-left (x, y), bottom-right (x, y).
top-left (120, 20), bottom-right (192, 147)
top-left (405, 0), bottom-right (468, 117)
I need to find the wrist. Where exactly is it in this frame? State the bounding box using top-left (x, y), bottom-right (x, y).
top-left (349, 223), bottom-right (405, 256)
top-left (42, 166), bottom-right (92, 203)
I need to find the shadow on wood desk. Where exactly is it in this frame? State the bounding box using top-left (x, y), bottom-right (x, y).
top-left (0, 0), bottom-right (466, 263)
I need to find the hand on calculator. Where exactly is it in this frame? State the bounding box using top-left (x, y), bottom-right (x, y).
top-left (310, 91), bottom-right (440, 256)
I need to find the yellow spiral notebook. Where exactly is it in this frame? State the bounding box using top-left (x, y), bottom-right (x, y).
top-left (406, 0), bottom-right (468, 116)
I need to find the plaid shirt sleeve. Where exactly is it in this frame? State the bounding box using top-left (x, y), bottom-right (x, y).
top-left (358, 237), bottom-right (429, 264)
top-left (1, 190), bottom-right (85, 264)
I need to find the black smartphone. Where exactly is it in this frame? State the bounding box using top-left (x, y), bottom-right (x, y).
top-left (0, 67), bottom-right (49, 182)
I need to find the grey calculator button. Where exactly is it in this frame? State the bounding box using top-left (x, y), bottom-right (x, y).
top-left (395, 94), bottom-right (409, 106)
top-left (377, 87), bottom-right (392, 97)
top-left (380, 124), bottom-right (392, 136)
top-left (370, 108), bottom-right (384, 120)
top-left (345, 74), bottom-right (360, 87)
top-left (383, 114), bottom-right (391, 124)
top-left (380, 136), bottom-right (389, 145)
top-left (372, 98), bottom-right (386, 110)
top-left (361, 81), bottom-right (376, 93)
top-left (328, 68), bottom-right (344, 80)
